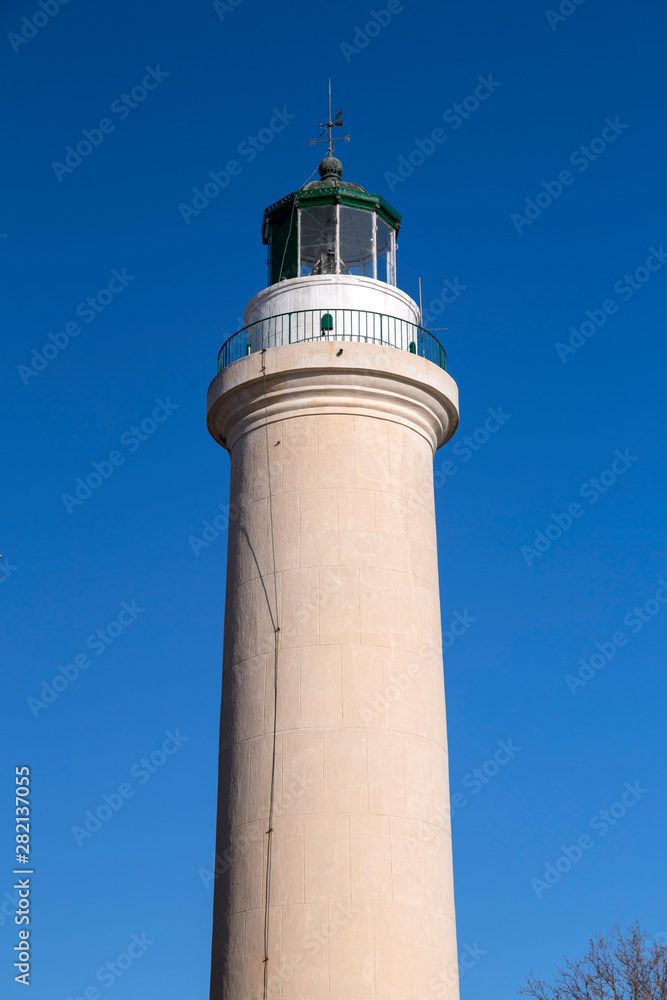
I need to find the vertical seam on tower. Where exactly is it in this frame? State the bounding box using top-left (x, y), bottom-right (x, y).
top-left (260, 350), bottom-right (280, 1000)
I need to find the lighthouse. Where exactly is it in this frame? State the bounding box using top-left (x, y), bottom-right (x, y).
top-left (206, 117), bottom-right (460, 1000)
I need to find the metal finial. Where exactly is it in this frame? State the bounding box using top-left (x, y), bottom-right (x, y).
top-left (310, 79), bottom-right (350, 157)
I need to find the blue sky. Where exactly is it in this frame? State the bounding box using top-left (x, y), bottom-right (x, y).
top-left (1, 0), bottom-right (666, 997)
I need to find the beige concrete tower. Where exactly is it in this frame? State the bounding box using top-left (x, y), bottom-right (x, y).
top-left (207, 153), bottom-right (460, 1000)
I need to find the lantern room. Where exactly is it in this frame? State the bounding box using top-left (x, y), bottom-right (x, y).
top-left (262, 155), bottom-right (402, 287)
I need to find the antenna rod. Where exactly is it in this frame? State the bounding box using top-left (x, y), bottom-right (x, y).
top-left (419, 277), bottom-right (423, 327)
top-left (328, 79), bottom-right (332, 155)
top-left (309, 82), bottom-right (350, 156)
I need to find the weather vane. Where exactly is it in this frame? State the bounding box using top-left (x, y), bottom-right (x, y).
top-left (310, 79), bottom-right (350, 157)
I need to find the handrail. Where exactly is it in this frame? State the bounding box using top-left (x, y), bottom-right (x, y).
top-left (216, 308), bottom-right (447, 372)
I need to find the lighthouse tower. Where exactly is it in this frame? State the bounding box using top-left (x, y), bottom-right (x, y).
top-left (206, 131), bottom-right (460, 1000)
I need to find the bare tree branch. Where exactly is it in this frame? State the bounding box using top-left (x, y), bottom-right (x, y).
top-left (520, 923), bottom-right (667, 1000)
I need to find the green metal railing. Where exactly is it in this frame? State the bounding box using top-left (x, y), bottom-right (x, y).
top-left (217, 309), bottom-right (447, 372)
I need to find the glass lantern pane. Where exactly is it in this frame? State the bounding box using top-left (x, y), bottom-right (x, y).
top-left (300, 205), bottom-right (338, 276)
top-left (376, 217), bottom-right (395, 285)
top-left (269, 214), bottom-right (298, 285)
top-left (339, 207), bottom-right (374, 277)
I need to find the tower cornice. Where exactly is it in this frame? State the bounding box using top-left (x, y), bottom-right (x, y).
top-left (207, 341), bottom-right (459, 454)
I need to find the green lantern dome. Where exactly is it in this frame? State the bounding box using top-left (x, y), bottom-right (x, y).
top-left (261, 155), bottom-right (402, 287)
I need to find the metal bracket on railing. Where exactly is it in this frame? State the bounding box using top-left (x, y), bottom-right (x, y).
top-left (320, 313), bottom-right (334, 338)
